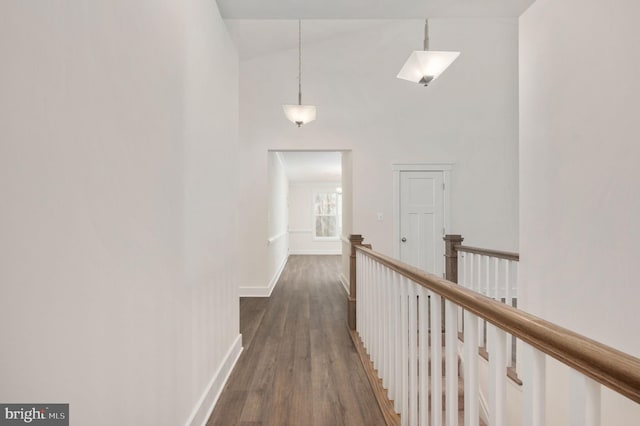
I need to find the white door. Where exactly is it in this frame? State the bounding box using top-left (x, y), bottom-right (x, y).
top-left (399, 171), bottom-right (445, 275)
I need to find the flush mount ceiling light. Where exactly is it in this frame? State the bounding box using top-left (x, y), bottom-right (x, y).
top-left (283, 20), bottom-right (317, 127)
top-left (397, 19), bottom-right (460, 87)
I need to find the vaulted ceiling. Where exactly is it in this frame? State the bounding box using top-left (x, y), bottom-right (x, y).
top-left (222, 1), bottom-right (532, 178)
top-left (216, 0), bottom-right (535, 19)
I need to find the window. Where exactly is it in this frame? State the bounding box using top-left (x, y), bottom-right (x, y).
top-left (313, 191), bottom-right (342, 239)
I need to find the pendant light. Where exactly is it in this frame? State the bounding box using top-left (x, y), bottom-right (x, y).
top-left (397, 19), bottom-right (460, 86)
top-left (283, 20), bottom-right (317, 127)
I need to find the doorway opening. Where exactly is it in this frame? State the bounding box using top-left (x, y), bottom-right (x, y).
top-left (268, 150), bottom-right (353, 294)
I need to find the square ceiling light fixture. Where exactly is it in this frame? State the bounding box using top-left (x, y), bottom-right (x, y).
top-left (283, 20), bottom-right (317, 127)
top-left (397, 20), bottom-right (460, 87)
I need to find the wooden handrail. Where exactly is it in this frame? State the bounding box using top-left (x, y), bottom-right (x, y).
top-left (457, 244), bottom-right (520, 261)
top-left (355, 245), bottom-right (640, 404)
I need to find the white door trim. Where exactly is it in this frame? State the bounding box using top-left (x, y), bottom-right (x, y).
top-left (392, 163), bottom-right (453, 264)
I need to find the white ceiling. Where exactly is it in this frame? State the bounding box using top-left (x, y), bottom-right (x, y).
top-left (225, 1), bottom-right (533, 173)
top-left (224, 19), bottom-right (392, 61)
top-left (216, 0), bottom-right (535, 19)
top-left (277, 151), bottom-right (342, 182)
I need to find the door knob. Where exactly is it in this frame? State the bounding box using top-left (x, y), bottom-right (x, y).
top-left (401, 237), bottom-right (407, 242)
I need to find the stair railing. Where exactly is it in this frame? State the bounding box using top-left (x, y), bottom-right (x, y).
top-left (348, 234), bottom-right (640, 426)
top-left (445, 235), bottom-right (521, 380)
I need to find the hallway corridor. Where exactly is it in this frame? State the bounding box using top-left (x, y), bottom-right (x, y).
top-left (208, 255), bottom-right (385, 426)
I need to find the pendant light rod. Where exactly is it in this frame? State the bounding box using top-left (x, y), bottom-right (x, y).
top-left (423, 19), bottom-right (429, 51)
top-left (298, 19), bottom-right (302, 105)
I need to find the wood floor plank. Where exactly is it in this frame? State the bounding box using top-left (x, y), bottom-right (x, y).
top-left (208, 255), bottom-right (385, 426)
top-left (239, 297), bottom-right (268, 350)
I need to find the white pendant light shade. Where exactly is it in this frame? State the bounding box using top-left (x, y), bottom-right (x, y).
top-left (397, 50), bottom-right (460, 86)
top-left (282, 104), bottom-right (317, 127)
top-left (397, 19), bottom-right (460, 87)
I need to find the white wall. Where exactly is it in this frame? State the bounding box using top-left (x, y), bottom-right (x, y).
top-left (520, 0), bottom-right (640, 423)
top-left (235, 18), bottom-right (519, 292)
top-left (341, 152), bottom-right (354, 293)
top-left (289, 181), bottom-right (342, 255)
top-left (245, 151), bottom-right (289, 297)
top-left (0, 1), bottom-right (240, 425)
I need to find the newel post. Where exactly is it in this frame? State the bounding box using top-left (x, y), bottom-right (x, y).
top-left (444, 234), bottom-right (464, 283)
top-left (348, 234), bottom-right (365, 330)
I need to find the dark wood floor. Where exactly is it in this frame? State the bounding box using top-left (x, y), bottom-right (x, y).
top-left (207, 255), bottom-right (385, 426)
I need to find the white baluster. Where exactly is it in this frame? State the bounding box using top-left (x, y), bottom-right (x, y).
top-left (385, 267), bottom-right (391, 391)
top-left (401, 276), bottom-right (409, 425)
top-left (493, 257), bottom-right (500, 300)
top-left (364, 257), bottom-right (370, 348)
top-left (409, 282), bottom-right (418, 426)
top-left (380, 264), bottom-right (385, 375)
top-left (356, 252), bottom-right (360, 332)
top-left (445, 300), bottom-right (459, 426)
top-left (371, 261), bottom-right (377, 363)
top-left (511, 260), bottom-right (518, 304)
top-left (378, 264), bottom-right (388, 386)
top-left (458, 252), bottom-right (465, 334)
top-left (523, 343), bottom-right (545, 426)
top-left (504, 260), bottom-right (513, 368)
top-left (363, 254), bottom-right (368, 345)
top-left (464, 311), bottom-right (479, 426)
top-left (488, 324), bottom-right (507, 426)
top-left (469, 253), bottom-right (475, 291)
top-left (430, 291), bottom-right (443, 426)
top-left (364, 256), bottom-right (368, 343)
top-left (510, 260), bottom-right (519, 370)
top-left (370, 258), bottom-right (375, 352)
top-left (504, 259), bottom-right (511, 306)
top-left (570, 371), bottom-right (601, 426)
top-left (362, 255), bottom-right (367, 347)
top-left (477, 256), bottom-right (484, 348)
top-left (476, 255), bottom-right (481, 291)
top-left (459, 251), bottom-right (465, 288)
top-left (584, 377), bottom-right (601, 426)
top-left (491, 256), bottom-right (500, 359)
top-left (394, 272), bottom-right (402, 413)
top-left (371, 261), bottom-right (376, 363)
top-left (364, 256), bottom-right (371, 353)
top-left (375, 262), bottom-right (381, 368)
top-left (498, 258), bottom-right (506, 301)
top-left (485, 255), bottom-right (491, 296)
top-left (418, 286), bottom-right (429, 426)
top-left (388, 269), bottom-right (396, 401)
top-left (378, 264), bottom-right (382, 361)
top-left (361, 254), bottom-right (367, 348)
top-left (368, 256), bottom-right (373, 350)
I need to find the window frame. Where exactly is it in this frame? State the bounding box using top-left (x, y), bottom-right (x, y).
top-left (312, 190), bottom-right (342, 241)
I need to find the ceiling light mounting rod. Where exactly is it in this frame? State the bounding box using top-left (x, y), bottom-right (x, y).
top-left (423, 19), bottom-right (429, 51)
top-left (298, 19), bottom-right (302, 105)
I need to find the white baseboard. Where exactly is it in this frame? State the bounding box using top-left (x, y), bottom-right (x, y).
top-left (185, 334), bottom-right (243, 426)
top-left (289, 249), bottom-right (342, 255)
top-left (339, 273), bottom-right (350, 296)
top-left (239, 254), bottom-right (289, 297)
